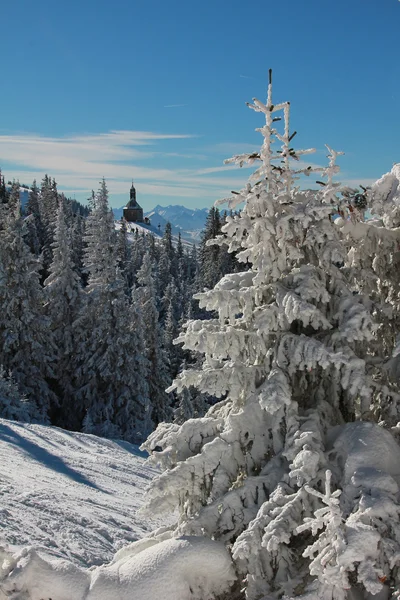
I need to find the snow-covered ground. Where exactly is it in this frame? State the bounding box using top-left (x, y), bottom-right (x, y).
top-left (0, 419), bottom-right (161, 567)
top-left (114, 220), bottom-right (194, 249)
top-left (3, 418), bottom-right (399, 599)
top-left (0, 420), bottom-right (235, 600)
top-left (113, 204), bottom-right (208, 243)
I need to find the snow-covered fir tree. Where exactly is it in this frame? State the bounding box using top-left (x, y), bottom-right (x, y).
top-left (43, 198), bottom-right (82, 423)
top-left (0, 366), bottom-right (36, 422)
top-left (199, 206), bottom-right (223, 290)
top-left (140, 73), bottom-right (399, 599)
top-left (0, 169), bottom-right (8, 204)
top-left (163, 283), bottom-right (180, 376)
top-left (72, 180), bottom-right (151, 440)
top-left (116, 217), bottom-right (134, 293)
top-left (24, 180), bottom-right (43, 255)
top-left (336, 168), bottom-right (400, 427)
top-left (136, 251), bottom-right (172, 426)
top-left (0, 158), bottom-right (205, 433)
top-left (39, 175), bottom-right (59, 275)
top-left (0, 184), bottom-right (56, 421)
top-left (113, 286), bottom-right (153, 441)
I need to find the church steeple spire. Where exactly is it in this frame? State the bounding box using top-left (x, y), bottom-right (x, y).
top-left (130, 181), bottom-right (136, 203)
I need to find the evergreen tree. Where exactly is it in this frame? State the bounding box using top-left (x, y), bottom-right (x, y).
top-left (337, 169), bottom-right (400, 426)
top-left (198, 207), bottom-right (222, 290)
top-left (131, 228), bottom-right (144, 279)
top-left (136, 252), bottom-right (172, 426)
top-left (118, 286), bottom-right (153, 440)
top-left (23, 180), bottom-right (43, 256)
top-left (116, 218), bottom-right (133, 292)
top-left (0, 366), bottom-right (36, 422)
top-left (162, 221), bottom-right (175, 261)
top-left (70, 212), bottom-right (86, 282)
top-left (173, 386), bottom-right (194, 424)
top-left (43, 199), bottom-right (82, 423)
top-left (142, 74), bottom-right (380, 599)
top-left (177, 231), bottom-right (184, 261)
top-left (72, 180), bottom-right (149, 439)
top-left (0, 170), bottom-right (8, 204)
top-left (0, 186), bottom-right (56, 421)
top-left (164, 302), bottom-right (178, 376)
top-left (39, 175), bottom-right (59, 275)
top-left (157, 245), bottom-right (172, 305)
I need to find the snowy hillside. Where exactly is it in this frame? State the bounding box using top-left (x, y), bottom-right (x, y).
top-left (0, 420), bottom-right (235, 600)
top-left (0, 419), bottom-right (161, 567)
top-left (113, 204), bottom-right (208, 243)
top-left (114, 219), bottom-right (162, 240)
top-left (114, 219), bottom-right (193, 249)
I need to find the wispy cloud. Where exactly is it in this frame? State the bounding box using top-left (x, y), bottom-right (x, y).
top-left (2, 129), bottom-right (372, 207)
top-left (0, 130), bottom-right (247, 205)
top-left (163, 104), bottom-right (187, 108)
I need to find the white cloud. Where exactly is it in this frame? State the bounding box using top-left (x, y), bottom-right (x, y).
top-left (0, 130), bottom-right (249, 205)
top-left (3, 129), bottom-right (366, 207)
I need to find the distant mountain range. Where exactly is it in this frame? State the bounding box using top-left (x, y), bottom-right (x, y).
top-left (113, 204), bottom-right (209, 243)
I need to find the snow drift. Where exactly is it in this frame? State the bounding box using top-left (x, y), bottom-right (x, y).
top-left (0, 536), bottom-right (236, 600)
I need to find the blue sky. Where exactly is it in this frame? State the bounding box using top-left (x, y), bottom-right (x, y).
top-left (1, 0), bottom-right (399, 210)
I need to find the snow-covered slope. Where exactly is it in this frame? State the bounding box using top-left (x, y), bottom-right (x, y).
top-left (114, 220), bottom-right (193, 249)
top-left (0, 420), bottom-right (161, 567)
top-left (0, 420), bottom-right (235, 600)
top-left (113, 204), bottom-right (208, 243)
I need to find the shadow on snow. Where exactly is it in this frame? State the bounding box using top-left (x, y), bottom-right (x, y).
top-left (0, 422), bottom-right (106, 491)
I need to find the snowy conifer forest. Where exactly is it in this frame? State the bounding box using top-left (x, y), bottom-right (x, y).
top-left (1, 73), bottom-right (400, 599)
top-left (0, 174), bottom-right (238, 441)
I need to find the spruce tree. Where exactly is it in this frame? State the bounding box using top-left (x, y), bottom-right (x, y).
top-left (116, 218), bottom-right (134, 293)
top-left (72, 180), bottom-right (149, 440)
top-left (173, 386), bottom-right (194, 425)
top-left (43, 199), bottom-right (82, 423)
top-left (199, 207), bottom-right (222, 290)
top-left (136, 252), bottom-right (172, 426)
top-left (0, 366), bottom-right (36, 422)
top-left (0, 186), bottom-right (56, 421)
top-left (337, 170), bottom-right (400, 426)
top-left (157, 245), bottom-right (173, 306)
top-left (70, 212), bottom-right (86, 282)
top-left (25, 180), bottom-right (44, 255)
top-left (0, 170), bottom-right (8, 204)
top-left (131, 227), bottom-right (144, 279)
top-left (39, 175), bottom-right (59, 275)
top-left (162, 280), bottom-right (182, 379)
top-left (142, 73), bottom-right (380, 599)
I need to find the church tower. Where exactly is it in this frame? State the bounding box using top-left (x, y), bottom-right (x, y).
top-left (123, 182), bottom-right (144, 223)
top-left (129, 182), bottom-right (137, 204)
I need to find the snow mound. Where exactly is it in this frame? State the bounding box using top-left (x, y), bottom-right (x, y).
top-left (370, 164), bottom-right (400, 227)
top-left (328, 421), bottom-right (400, 488)
top-left (0, 536), bottom-right (236, 600)
top-left (0, 419), bottom-right (162, 566)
